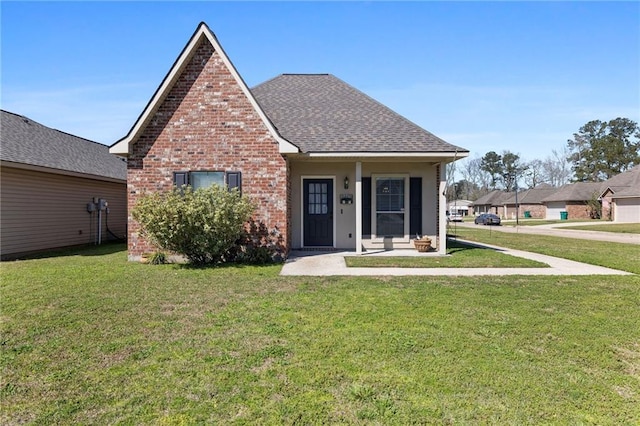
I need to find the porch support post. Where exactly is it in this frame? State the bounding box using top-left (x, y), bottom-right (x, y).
top-left (355, 161), bottom-right (363, 254)
top-left (438, 161), bottom-right (447, 255)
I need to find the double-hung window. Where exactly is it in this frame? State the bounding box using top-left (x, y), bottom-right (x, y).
top-left (372, 174), bottom-right (409, 240)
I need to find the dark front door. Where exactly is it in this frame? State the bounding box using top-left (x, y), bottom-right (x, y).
top-left (303, 179), bottom-right (333, 246)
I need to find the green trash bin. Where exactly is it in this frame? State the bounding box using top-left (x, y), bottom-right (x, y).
top-left (524, 211), bottom-right (531, 218)
top-left (560, 211), bottom-right (568, 220)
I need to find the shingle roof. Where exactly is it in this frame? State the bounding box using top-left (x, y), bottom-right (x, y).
top-left (1, 110), bottom-right (126, 181)
top-left (600, 165), bottom-right (640, 198)
top-left (503, 184), bottom-right (558, 205)
top-left (471, 189), bottom-right (512, 206)
top-left (541, 182), bottom-right (604, 203)
top-left (251, 74), bottom-right (468, 154)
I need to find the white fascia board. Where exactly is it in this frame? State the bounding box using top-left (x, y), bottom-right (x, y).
top-left (109, 139), bottom-right (128, 155)
top-left (108, 23), bottom-right (298, 157)
top-left (299, 151), bottom-right (469, 159)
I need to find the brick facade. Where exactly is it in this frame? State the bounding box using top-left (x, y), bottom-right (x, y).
top-left (505, 204), bottom-right (546, 219)
top-left (565, 202), bottom-right (594, 220)
top-left (127, 38), bottom-right (289, 258)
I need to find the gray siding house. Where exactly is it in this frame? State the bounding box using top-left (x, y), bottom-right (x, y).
top-left (1, 110), bottom-right (127, 259)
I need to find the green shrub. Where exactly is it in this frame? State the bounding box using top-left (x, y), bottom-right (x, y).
top-left (132, 186), bottom-right (254, 265)
top-left (148, 251), bottom-right (168, 265)
top-left (228, 219), bottom-right (287, 264)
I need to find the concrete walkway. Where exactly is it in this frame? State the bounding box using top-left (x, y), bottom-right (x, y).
top-left (280, 240), bottom-right (633, 277)
top-left (451, 221), bottom-right (640, 245)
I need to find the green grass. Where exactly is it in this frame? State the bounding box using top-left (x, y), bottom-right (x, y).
top-left (1, 243), bottom-right (639, 424)
top-left (451, 227), bottom-right (640, 274)
top-left (345, 240), bottom-right (548, 268)
top-left (562, 223), bottom-right (640, 234)
top-left (499, 219), bottom-right (596, 226)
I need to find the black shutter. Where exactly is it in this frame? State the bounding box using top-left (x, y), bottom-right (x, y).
top-left (226, 171), bottom-right (242, 193)
top-left (173, 172), bottom-right (189, 188)
top-left (362, 177), bottom-right (371, 235)
top-left (410, 177), bottom-right (422, 237)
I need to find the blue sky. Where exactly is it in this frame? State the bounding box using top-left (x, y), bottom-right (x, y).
top-left (2, 1), bottom-right (639, 163)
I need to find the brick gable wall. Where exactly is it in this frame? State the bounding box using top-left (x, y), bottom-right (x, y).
top-left (127, 38), bottom-right (289, 259)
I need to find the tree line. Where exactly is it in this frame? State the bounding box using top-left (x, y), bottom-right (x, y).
top-left (448, 117), bottom-right (640, 202)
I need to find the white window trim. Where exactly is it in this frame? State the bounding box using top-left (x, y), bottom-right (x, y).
top-left (300, 175), bottom-right (337, 248)
top-left (371, 173), bottom-right (410, 244)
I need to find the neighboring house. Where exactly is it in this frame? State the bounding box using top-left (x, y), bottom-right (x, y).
top-left (502, 183), bottom-right (557, 219)
top-left (109, 23), bottom-right (468, 259)
top-left (471, 190), bottom-right (512, 217)
top-left (541, 182), bottom-right (603, 220)
top-left (447, 200), bottom-right (473, 217)
top-left (599, 165), bottom-right (640, 222)
top-left (1, 110), bottom-right (127, 259)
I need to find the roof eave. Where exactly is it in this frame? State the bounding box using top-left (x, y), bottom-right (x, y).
top-left (1, 160), bottom-right (126, 183)
top-left (288, 151), bottom-right (469, 159)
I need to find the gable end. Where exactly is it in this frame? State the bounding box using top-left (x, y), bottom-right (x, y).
top-left (110, 22), bottom-right (298, 156)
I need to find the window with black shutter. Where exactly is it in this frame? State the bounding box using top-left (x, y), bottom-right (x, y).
top-left (173, 171), bottom-right (242, 194)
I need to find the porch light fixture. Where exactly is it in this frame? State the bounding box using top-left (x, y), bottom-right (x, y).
top-left (344, 176), bottom-right (349, 189)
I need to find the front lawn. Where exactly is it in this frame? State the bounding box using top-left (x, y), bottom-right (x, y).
top-left (562, 223), bottom-right (640, 234)
top-left (2, 244), bottom-right (639, 424)
top-left (345, 240), bottom-right (548, 268)
top-left (452, 227), bottom-right (640, 274)
top-left (498, 219), bottom-right (593, 226)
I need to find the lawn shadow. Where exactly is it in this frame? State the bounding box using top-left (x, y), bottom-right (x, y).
top-left (176, 260), bottom-right (283, 270)
top-left (2, 242), bottom-right (127, 261)
top-left (446, 238), bottom-right (502, 255)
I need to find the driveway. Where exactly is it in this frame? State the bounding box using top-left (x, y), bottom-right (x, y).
top-left (451, 221), bottom-right (640, 245)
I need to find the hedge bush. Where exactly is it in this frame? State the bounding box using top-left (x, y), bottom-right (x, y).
top-left (132, 186), bottom-right (255, 265)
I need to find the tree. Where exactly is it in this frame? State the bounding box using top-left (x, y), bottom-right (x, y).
top-left (480, 151), bottom-right (503, 189)
top-left (447, 179), bottom-right (479, 202)
top-left (500, 151), bottom-right (527, 191)
top-left (567, 118), bottom-right (640, 182)
top-left (459, 156), bottom-right (492, 199)
top-left (523, 159), bottom-right (545, 189)
top-left (542, 147), bottom-right (572, 187)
